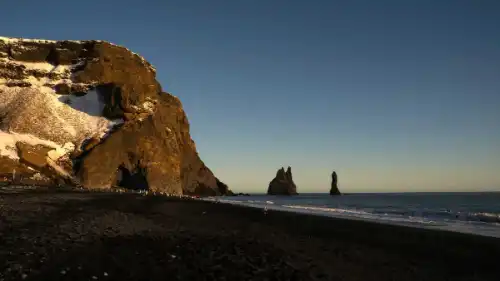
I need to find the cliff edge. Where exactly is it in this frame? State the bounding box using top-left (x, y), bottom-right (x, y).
top-left (0, 36), bottom-right (226, 195)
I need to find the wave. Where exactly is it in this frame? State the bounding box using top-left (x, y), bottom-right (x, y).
top-left (458, 212), bottom-right (500, 223)
top-left (203, 196), bottom-right (500, 238)
top-left (370, 209), bottom-right (500, 224)
top-left (280, 204), bottom-right (440, 226)
top-left (209, 196), bottom-right (500, 225)
top-left (282, 204), bottom-right (370, 216)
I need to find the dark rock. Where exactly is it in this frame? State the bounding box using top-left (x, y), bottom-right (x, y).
top-left (70, 83), bottom-right (90, 93)
top-left (81, 137), bottom-right (101, 152)
top-left (0, 156), bottom-right (34, 179)
top-left (46, 44), bottom-right (82, 65)
top-left (9, 41), bottom-right (54, 62)
top-left (5, 81), bottom-right (31, 87)
top-left (115, 164), bottom-right (149, 191)
top-left (97, 84), bottom-right (125, 119)
top-left (0, 40), bottom-right (8, 53)
top-left (330, 171), bottom-right (341, 195)
top-left (0, 61), bottom-right (26, 80)
top-left (267, 166), bottom-right (298, 195)
top-left (54, 83), bottom-right (71, 95)
top-left (216, 177), bottom-right (235, 196)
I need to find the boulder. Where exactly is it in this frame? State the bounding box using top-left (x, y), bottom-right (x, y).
top-left (267, 166), bottom-right (298, 195)
top-left (16, 142), bottom-right (51, 169)
top-left (0, 36), bottom-right (224, 195)
top-left (330, 171), bottom-right (341, 195)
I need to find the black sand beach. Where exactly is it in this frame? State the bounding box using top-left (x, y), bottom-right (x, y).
top-left (1, 188), bottom-right (499, 281)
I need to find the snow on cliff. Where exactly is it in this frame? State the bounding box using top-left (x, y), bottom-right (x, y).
top-left (0, 37), bottom-right (123, 161)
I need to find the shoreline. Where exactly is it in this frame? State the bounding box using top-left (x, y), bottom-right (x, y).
top-left (1, 188), bottom-right (499, 280)
top-left (204, 193), bottom-right (500, 239)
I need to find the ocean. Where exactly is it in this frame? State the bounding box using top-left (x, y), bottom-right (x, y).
top-left (205, 192), bottom-right (500, 238)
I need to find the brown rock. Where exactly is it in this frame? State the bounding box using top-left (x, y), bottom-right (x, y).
top-left (0, 156), bottom-right (34, 180)
top-left (10, 41), bottom-right (54, 62)
top-left (70, 83), bottom-right (91, 93)
top-left (0, 61), bottom-right (27, 80)
top-left (46, 40), bottom-right (85, 65)
top-left (267, 166), bottom-right (298, 195)
top-left (71, 41), bottom-right (160, 114)
top-left (0, 156), bottom-right (56, 186)
top-left (78, 92), bottom-right (220, 195)
top-left (0, 37), bottom-right (224, 196)
top-left (5, 81), bottom-right (31, 87)
top-left (123, 112), bottom-right (135, 121)
top-left (15, 142), bottom-right (52, 169)
top-left (0, 40), bottom-right (8, 53)
top-left (330, 171), bottom-right (341, 195)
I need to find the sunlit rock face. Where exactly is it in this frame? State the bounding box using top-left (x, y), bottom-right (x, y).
top-left (0, 36), bottom-right (223, 195)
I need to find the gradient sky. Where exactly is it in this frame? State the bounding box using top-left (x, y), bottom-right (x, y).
top-left (1, 0), bottom-right (499, 193)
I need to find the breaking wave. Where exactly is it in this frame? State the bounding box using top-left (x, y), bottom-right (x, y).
top-left (204, 193), bottom-right (500, 238)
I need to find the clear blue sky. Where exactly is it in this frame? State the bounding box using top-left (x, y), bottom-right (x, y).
top-left (2, 0), bottom-right (499, 193)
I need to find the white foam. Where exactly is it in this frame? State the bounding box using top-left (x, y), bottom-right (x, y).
top-left (204, 197), bottom-right (500, 238)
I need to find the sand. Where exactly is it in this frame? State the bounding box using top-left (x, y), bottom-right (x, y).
top-left (1, 187), bottom-right (499, 281)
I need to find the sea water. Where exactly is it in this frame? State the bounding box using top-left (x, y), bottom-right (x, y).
top-left (205, 192), bottom-right (500, 238)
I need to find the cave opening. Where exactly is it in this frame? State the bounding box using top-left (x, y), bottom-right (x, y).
top-left (115, 164), bottom-right (149, 191)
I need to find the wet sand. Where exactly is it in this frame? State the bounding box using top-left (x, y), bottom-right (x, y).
top-left (1, 188), bottom-right (499, 281)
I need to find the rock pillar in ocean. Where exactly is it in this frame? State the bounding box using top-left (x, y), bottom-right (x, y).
top-left (267, 166), bottom-right (298, 195)
top-left (330, 171), bottom-right (341, 195)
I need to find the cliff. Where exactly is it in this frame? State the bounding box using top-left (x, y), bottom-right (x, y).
top-left (267, 166), bottom-right (298, 195)
top-left (0, 36), bottom-right (226, 195)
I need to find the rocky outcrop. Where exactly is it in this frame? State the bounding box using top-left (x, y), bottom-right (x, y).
top-left (0, 36), bottom-right (224, 195)
top-left (215, 178), bottom-right (235, 196)
top-left (330, 171), bottom-right (341, 195)
top-left (267, 166), bottom-right (298, 195)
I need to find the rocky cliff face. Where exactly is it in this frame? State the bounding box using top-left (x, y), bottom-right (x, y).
top-left (0, 36), bottom-right (225, 195)
top-left (330, 171), bottom-right (341, 195)
top-left (267, 167), bottom-right (298, 195)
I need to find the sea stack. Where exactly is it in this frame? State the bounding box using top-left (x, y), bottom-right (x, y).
top-left (330, 171), bottom-right (341, 195)
top-left (267, 166), bottom-right (298, 195)
top-left (0, 36), bottom-right (225, 196)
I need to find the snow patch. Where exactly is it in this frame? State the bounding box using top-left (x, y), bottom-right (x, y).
top-left (0, 130), bottom-right (68, 160)
top-left (30, 173), bottom-right (46, 181)
top-left (143, 101), bottom-right (155, 113)
top-left (47, 142), bottom-right (75, 161)
top-left (1, 36), bottom-right (155, 75)
top-left (0, 58), bottom-right (69, 73)
top-left (60, 89), bottom-right (105, 116)
top-left (0, 84), bottom-right (123, 155)
top-left (0, 36), bottom-right (80, 45)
